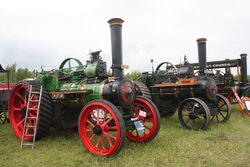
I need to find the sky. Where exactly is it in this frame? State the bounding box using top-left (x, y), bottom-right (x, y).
top-left (0, 0), bottom-right (249, 75)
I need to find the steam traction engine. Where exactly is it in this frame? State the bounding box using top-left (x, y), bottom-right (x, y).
top-left (190, 54), bottom-right (250, 103)
top-left (8, 18), bottom-right (160, 156)
top-left (136, 38), bottom-right (231, 130)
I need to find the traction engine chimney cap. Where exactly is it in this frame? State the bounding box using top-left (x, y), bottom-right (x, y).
top-left (108, 18), bottom-right (124, 25)
top-left (240, 53), bottom-right (247, 58)
top-left (196, 38), bottom-right (207, 43)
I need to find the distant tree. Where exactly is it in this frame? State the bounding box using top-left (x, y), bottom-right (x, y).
top-left (16, 68), bottom-right (35, 81)
top-left (0, 64), bottom-right (35, 83)
top-left (0, 64), bottom-right (17, 83)
top-left (125, 71), bottom-right (142, 80)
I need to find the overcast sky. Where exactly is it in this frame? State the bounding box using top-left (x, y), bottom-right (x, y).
top-left (0, 0), bottom-right (249, 75)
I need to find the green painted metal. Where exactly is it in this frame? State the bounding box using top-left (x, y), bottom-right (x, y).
top-left (85, 61), bottom-right (98, 78)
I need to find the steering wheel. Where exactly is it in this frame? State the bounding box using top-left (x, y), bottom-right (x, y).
top-left (155, 62), bottom-right (177, 75)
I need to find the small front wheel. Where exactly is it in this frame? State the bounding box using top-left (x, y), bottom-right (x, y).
top-left (78, 100), bottom-right (125, 156)
top-left (178, 98), bottom-right (211, 130)
top-left (126, 96), bottom-right (160, 142)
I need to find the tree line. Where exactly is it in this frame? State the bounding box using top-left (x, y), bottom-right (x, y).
top-left (0, 64), bottom-right (36, 83)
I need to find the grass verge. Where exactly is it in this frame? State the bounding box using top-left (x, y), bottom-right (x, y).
top-left (0, 105), bottom-right (250, 167)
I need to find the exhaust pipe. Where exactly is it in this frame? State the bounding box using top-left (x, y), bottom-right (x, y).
top-left (240, 53), bottom-right (248, 82)
top-left (197, 38), bottom-right (207, 76)
top-left (108, 18), bottom-right (124, 78)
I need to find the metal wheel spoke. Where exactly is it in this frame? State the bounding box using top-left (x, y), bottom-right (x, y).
top-left (103, 110), bottom-right (107, 122)
top-left (108, 126), bottom-right (117, 130)
top-left (17, 93), bottom-right (25, 103)
top-left (89, 134), bottom-right (96, 141)
top-left (91, 112), bottom-right (98, 122)
top-left (218, 111), bottom-right (226, 119)
top-left (86, 128), bottom-right (93, 132)
top-left (95, 136), bottom-right (102, 147)
top-left (96, 110), bottom-right (100, 124)
top-left (102, 117), bottom-right (113, 126)
top-left (100, 136), bottom-right (106, 150)
top-left (103, 132), bottom-right (117, 140)
top-left (106, 134), bottom-right (113, 147)
top-left (146, 111), bottom-right (153, 116)
top-left (144, 124), bottom-right (151, 130)
top-left (216, 115), bottom-right (219, 122)
top-left (142, 104), bottom-right (147, 111)
top-left (133, 104), bottom-right (140, 116)
top-left (218, 102), bottom-right (226, 108)
top-left (86, 119), bottom-right (95, 127)
top-left (143, 119), bottom-right (153, 123)
top-left (14, 107), bottom-right (22, 111)
top-left (25, 127), bottom-right (29, 135)
top-left (17, 118), bottom-right (25, 127)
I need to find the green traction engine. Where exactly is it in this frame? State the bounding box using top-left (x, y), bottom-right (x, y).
top-left (136, 38), bottom-right (231, 130)
top-left (8, 18), bottom-right (160, 156)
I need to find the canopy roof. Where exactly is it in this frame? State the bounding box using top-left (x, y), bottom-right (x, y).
top-left (0, 64), bottom-right (8, 73)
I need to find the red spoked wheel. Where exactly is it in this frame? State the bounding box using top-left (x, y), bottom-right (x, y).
top-left (9, 80), bottom-right (52, 141)
top-left (126, 96), bottom-right (160, 142)
top-left (78, 99), bottom-right (125, 156)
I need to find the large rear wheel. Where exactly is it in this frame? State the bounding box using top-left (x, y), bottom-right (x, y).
top-left (8, 80), bottom-right (52, 141)
top-left (78, 99), bottom-right (125, 156)
top-left (178, 98), bottom-right (211, 130)
top-left (126, 96), bottom-right (160, 142)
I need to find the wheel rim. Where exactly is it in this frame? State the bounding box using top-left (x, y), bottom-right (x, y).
top-left (179, 99), bottom-right (210, 130)
top-left (9, 83), bottom-right (38, 140)
top-left (0, 111), bottom-right (7, 124)
top-left (78, 102), bottom-right (122, 156)
top-left (126, 97), bottom-right (158, 142)
top-left (211, 95), bottom-right (231, 122)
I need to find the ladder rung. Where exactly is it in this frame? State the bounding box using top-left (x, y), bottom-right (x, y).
top-left (32, 91), bottom-right (41, 94)
top-left (29, 100), bottom-right (39, 102)
top-left (27, 117), bottom-right (37, 119)
top-left (25, 125), bottom-right (36, 128)
top-left (24, 134), bottom-right (34, 137)
top-left (29, 108), bottom-right (38, 110)
top-left (22, 144), bottom-right (34, 146)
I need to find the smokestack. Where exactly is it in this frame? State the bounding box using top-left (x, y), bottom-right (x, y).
top-left (197, 38), bottom-right (207, 76)
top-left (240, 53), bottom-right (248, 82)
top-left (108, 18), bottom-right (124, 78)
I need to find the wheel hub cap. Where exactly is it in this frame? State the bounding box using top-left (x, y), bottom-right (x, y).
top-left (93, 125), bottom-right (102, 135)
top-left (189, 112), bottom-right (197, 120)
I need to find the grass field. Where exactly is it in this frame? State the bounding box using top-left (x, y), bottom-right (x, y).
top-left (1, 104), bottom-right (250, 167)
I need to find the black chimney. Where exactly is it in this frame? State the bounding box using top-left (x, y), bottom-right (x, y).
top-left (240, 53), bottom-right (248, 82)
top-left (197, 38), bottom-right (207, 76)
top-left (108, 18), bottom-right (124, 78)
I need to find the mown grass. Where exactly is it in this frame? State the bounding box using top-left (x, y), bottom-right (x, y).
top-left (1, 104), bottom-right (250, 167)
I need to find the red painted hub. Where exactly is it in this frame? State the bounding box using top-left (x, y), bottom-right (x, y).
top-left (9, 83), bottom-right (38, 141)
top-left (126, 97), bottom-right (158, 142)
top-left (78, 101), bottom-right (122, 156)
